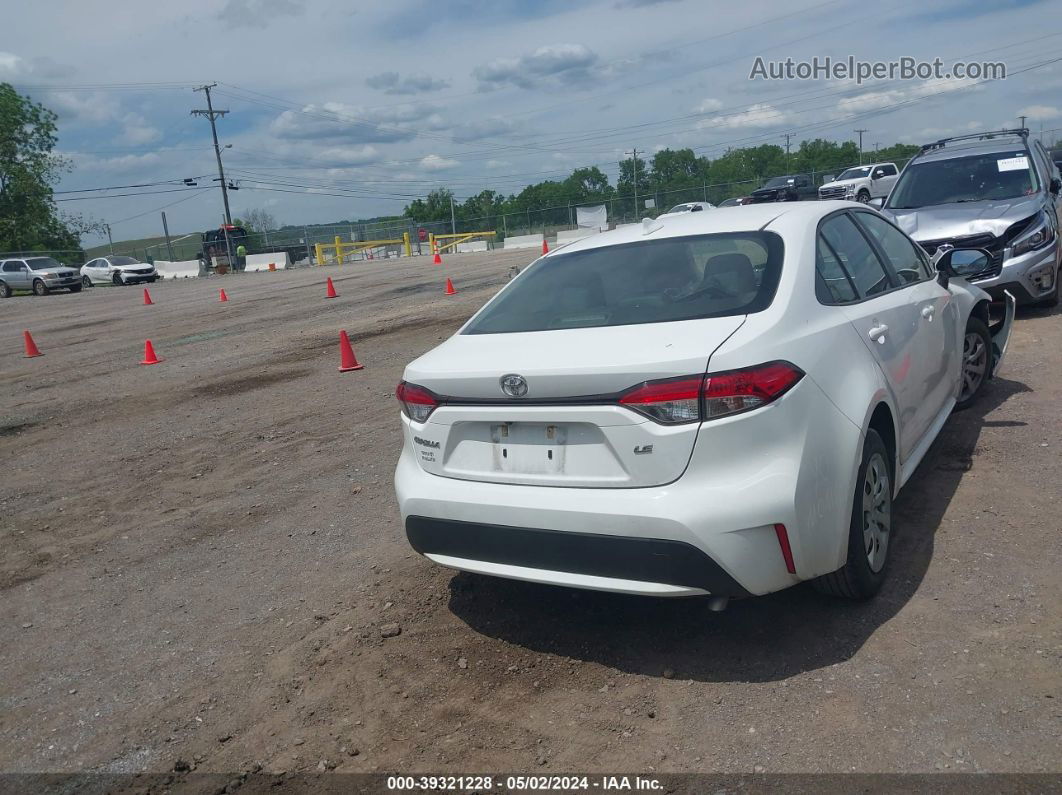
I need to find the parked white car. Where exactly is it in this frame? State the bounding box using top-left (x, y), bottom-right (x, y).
top-left (818, 162), bottom-right (899, 203)
top-left (394, 202), bottom-right (1013, 607)
top-left (659, 201), bottom-right (715, 217)
top-left (80, 256), bottom-right (158, 287)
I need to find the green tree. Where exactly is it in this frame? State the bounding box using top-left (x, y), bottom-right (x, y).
top-left (0, 83), bottom-right (84, 254)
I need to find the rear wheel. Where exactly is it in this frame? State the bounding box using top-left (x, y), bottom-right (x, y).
top-left (955, 317), bottom-right (991, 411)
top-left (813, 429), bottom-right (892, 599)
top-left (33, 279), bottom-right (48, 296)
top-left (0, 281), bottom-right (11, 298)
top-left (112, 272), bottom-right (124, 286)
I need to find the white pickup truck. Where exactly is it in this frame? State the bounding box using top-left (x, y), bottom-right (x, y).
top-left (818, 162), bottom-right (899, 203)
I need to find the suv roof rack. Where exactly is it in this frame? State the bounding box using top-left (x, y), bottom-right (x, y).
top-left (921, 128), bottom-right (1029, 153)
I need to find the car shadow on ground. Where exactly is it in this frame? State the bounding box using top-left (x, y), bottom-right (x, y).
top-left (446, 376), bottom-right (1031, 683)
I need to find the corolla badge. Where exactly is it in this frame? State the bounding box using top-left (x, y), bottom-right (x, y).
top-left (499, 373), bottom-right (528, 398)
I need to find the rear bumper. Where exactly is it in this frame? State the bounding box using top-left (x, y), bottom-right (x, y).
top-left (394, 377), bottom-right (863, 598)
top-left (406, 515), bottom-right (752, 597)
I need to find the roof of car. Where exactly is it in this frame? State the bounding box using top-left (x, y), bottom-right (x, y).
top-left (914, 136), bottom-right (1029, 163)
top-left (550, 201), bottom-right (852, 254)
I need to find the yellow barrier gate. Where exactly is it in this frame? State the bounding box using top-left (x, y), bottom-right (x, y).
top-left (315, 232), bottom-right (412, 265)
top-left (429, 231), bottom-right (496, 254)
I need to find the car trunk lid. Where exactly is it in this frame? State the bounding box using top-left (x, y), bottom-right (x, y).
top-left (402, 317), bottom-right (744, 488)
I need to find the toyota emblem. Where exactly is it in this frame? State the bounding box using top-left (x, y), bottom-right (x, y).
top-left (499, 374), bottom-right (528, 398)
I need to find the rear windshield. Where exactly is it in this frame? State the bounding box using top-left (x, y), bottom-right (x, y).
top-left (464, 232), bottom-right (783, 334)
top-left (887, 151), bottom-right (1040, 208)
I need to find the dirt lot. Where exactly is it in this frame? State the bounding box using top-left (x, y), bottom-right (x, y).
top-left (0, 252), bottom-right (1059, 780)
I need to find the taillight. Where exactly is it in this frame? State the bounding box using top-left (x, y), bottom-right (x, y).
top-left (617, 362), bottom-right (802, 424)
top-left (395, 381), bottom-right (438, 422)
top-left (702, 361), bottom-right (803, 419)
top-left (618, 375), bottom-right (703, 425)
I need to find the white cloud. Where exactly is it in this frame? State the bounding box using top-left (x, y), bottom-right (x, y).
top-left (365, 71), bottom-right (451, 95)
top-left (451, 117), bottom-right (520, 143)
top-left (701, 103), bottom-right (789, 130)
top-left (419, 154), bottom-right (459, 171)
top-left (485, 159), bottom-right (510, 169)
top-left (72, 152), bottom-right (163, 172)
top-left (1017, 104), bottom-right (1061, 121)
top-left (695, 98), bottom-right (723, 113)
top-left (474, 44), bottom-right (598, 90)
top-left (120, 114), bottom-right (161, 146)
top-left (270, 101), bottom-right (440, 145)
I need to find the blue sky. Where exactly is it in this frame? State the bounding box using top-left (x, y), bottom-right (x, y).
top-left (4, 0), bottom-right (1062, 245)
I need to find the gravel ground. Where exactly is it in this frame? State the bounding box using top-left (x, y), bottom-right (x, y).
top-left (0, 251), bottom-right (1058, 780)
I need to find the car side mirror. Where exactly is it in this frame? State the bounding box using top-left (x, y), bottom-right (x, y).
top-left (872, 171), bottom-right (884, 179)
top-left (1051, 176), bottom-right (1061, 194)
top-left (867, 196), bottom-right (885, 210)
top-left (935, 247), bottom-right (991, 286)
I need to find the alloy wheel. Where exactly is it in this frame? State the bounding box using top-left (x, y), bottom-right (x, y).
top-left (959, 331), bottom-right (988, 403)
top-left (862, 452), bottom-right (891, 573)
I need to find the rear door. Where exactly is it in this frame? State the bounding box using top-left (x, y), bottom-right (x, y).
top-left (5, 260), bottom-right (30, 289)
top-left (873, 164), bottom-right (899, 197)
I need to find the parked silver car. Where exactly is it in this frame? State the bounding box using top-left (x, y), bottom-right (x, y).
top-left (0, 257), bottom-right (83, 297)
top-left (883, 129), bottom-right (1062, 307)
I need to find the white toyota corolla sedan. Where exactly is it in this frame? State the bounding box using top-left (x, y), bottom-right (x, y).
top-left (394, 202), bottom-right (1014, 607)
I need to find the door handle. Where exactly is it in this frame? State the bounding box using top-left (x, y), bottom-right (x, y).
top-left (868, 324), bottom-right (889, 343)
top-left (921, 305), bottom-right (934, 320)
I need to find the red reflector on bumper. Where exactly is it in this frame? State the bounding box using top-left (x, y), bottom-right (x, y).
top-left (774, 523), bottom-right (796, 574)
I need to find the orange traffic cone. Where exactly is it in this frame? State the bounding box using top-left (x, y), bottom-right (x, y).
top-left (338, 330), bottom-right (364, 372)
top-left (140, 340), bottom-right (162, 366)
top-left (445, 278), bottom-right (456, 296)
top-left (143, 288), bottom-right (154, 305)
top-left (219, 288), bottom-right (228, 302)
top-left (433, 249), bottom-right (442, 265)
top-left (23, 330), bottom-right (43, 358)
top-left (325, 277), bottom-right (338, 299)
top-left (542, 239), bottom-right (549, 255)
top-left (268, 262), bottom-right (276, 271)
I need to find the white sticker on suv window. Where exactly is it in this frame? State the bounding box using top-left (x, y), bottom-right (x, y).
top-left (997, 156), bottom-right (1029, 172)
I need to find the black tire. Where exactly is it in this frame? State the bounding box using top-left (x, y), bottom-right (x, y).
top-left (69, 284), bottom-right (82, 293)
top-left (856, 190), bottom-right (871, 203)
top-left (112, 272), bottom-right (124, 286)
top-left (149, 275), bottom-right (158, 283)
top-left (0, 281), bottom-right (10, 298)
top-left (82, 275), bottom-right (93, 288)
top-left (813, 429), bottom-right (892, 599)
top-left (32, 279), bottom-right (48, 296)
top-left (954, 317), bottom-right (992, 411)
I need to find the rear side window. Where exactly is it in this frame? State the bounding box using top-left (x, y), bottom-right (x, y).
top-left (820, 214), bottom-right (892, 298)
top-left (815, 234), bottom-right (858, 303)
top-left (464, 232), bottom-right (784, 334)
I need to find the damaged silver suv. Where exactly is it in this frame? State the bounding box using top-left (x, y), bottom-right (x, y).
top-left (883, 129), bottom-right (1062, 307)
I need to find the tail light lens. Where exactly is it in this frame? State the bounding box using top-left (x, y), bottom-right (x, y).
top-left (619, 375), bottom-right (703, 425)
top-left (395, 381), bottom-right (438, 422)
top-left (618, 362), bottom-right (803, 424)
top-left (703, 361), bottom-right (803, 419)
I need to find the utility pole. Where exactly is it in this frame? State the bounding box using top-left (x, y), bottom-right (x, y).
top-left (1018, 115), bottom-right (1027, 130)
top-left (161, 212), bottom-right (175, 262)
top-left (624, 149), bottom-right (640, 219)
top-left (192, 83), bottom-right (232, 226)
top-left (854, 129), bottom-right (869, 164)
top-left (105, 224), bottom-right (114, 254)
top-left (783, 133), bottom-right (791, 171)
top-left (449, 195), bottom-right (456, 235)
